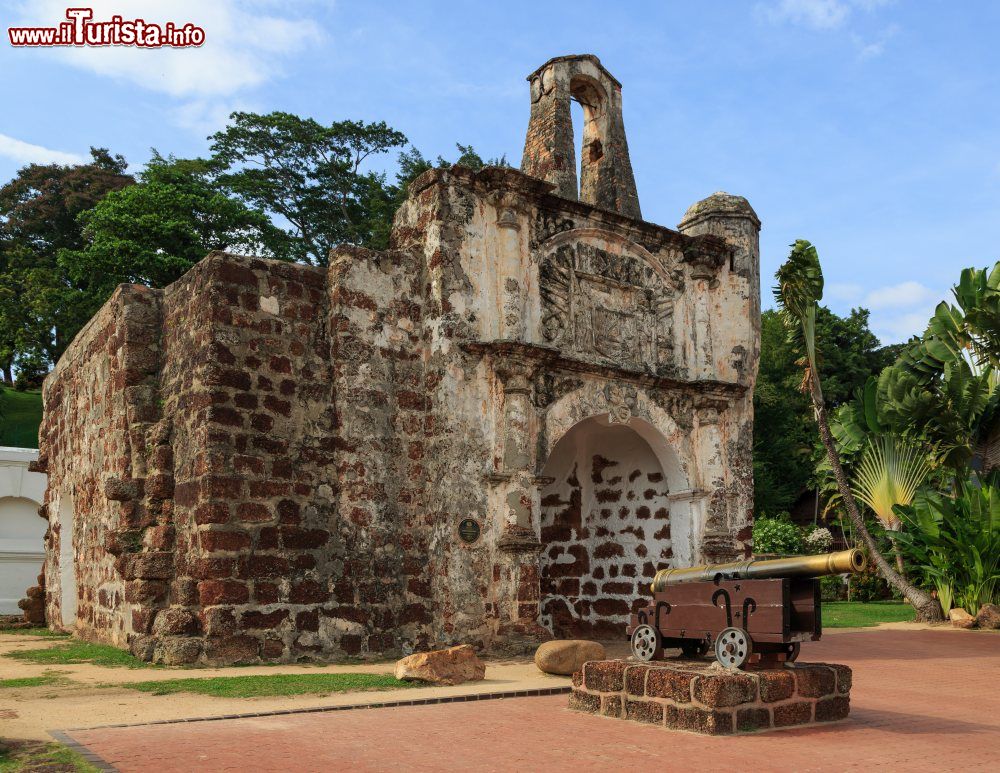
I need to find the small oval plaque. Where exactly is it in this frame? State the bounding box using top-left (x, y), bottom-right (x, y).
top-left (458, 518), bottom-right (481, 545)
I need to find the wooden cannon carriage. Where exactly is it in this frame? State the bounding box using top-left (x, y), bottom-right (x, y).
top-left (626, 549), bottom-right (867, 668)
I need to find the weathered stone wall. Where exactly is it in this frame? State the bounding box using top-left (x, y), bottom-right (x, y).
top-left (38, 284), bottom-right (163, 642)
top-left (38, 55), bottom-right (761, 663)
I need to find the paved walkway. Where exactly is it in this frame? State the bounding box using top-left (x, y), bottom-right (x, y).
top-left (64, 629), bottom-right (999, 772)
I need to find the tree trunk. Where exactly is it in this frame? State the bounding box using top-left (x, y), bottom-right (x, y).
top-left (887, 532), bottom-right (907, 576)
top-left (808, 370), bottom-right (943, 622)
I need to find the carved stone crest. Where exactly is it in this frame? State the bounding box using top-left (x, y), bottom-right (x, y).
top-left (539, 236), bottom-right (675, 372)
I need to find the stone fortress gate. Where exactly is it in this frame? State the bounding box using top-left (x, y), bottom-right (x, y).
top-left (33, 54), bottom-right (761, 664)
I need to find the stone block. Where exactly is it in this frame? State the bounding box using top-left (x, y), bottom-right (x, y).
top-left (583, 660), bottom-right (627, 692)
top-left (736, 707), bottom-right (771, 732)
top-left (645, 668), bottom-right (694, 702)
top-left (773, 701), bottom-right (813, 727)
top-left (600, 695), bottom-right (622, 718)
top-left (816, 696), bottom-right (851, 722)
top-left (758, 669), bottom-right (795, 702)
top-left (693, 672), bottom-right (757, 707)
top-left (625, 699), bottom-right (664, 725)
top-left (568, 690), bottom-right (601, 714)
top-left (793, 665), bottom-right (837, 698)
top-left (152, 608), bottom-right (199, 636)
top-left (394, 644), bottom-right (485, 685)
top-left (977, 603), bottom-right (1000, 629)
top-left (624, 664), bottom-right (649, 696)
top-left (205, 635), bottom-right (260, 664)
top-left (665, 705), bottom-right (733, 735)
top-left (949, 608), bottom-right (976, 629)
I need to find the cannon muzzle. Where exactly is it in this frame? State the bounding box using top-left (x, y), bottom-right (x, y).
top-left (650, 548), bottom-right (866, 593)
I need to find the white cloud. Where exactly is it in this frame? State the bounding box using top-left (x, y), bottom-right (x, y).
top-left (0, 133), bottom-right (84, 165)
top-left (758, 0), bottom-right (852, 30)
top-left (862, 280), bottom-right (937, 310)
top-left (757, 0), bottom-right (893, 30)
top-left (872, 309), bottom-right (934, 344)
top-left (172, 98), bottom-right (257, 137)
top-left (15, 1), bottom-right (324, 98)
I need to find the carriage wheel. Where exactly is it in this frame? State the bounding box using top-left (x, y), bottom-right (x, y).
top-left (631, 624), bottom-right (662, 662)
top-left (714, 627), bottom-right (752, 669)
top-left (785, 642), bottom-right (801, 662)
top-left (680, 639), bottom-right (710, 659)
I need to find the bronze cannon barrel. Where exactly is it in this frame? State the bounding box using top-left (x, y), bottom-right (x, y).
top-left (650, 548), bottom-right (866, 593)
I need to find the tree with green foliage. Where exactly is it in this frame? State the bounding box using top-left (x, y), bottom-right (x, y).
top-left (0, 148), bottom-right (133, 380)
top-left (60, 152), bottom-right (294, 301)
top-left (773, 239), bottom-right (942, 620)
top-left (754, 306), bottom-right (898, 517)
top-left (209, 113), bottom-right (408, 263)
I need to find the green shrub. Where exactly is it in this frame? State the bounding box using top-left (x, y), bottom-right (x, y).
top-left (820, 574), bottom-right (847, 601)
top-left (752, 513), bottom-right (804, 555)
top-left (848, 566), bottom-right (897, 602)
top-left (894, 484), bottom-right (1000, 616)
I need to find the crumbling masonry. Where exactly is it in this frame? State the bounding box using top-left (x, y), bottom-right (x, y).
top-left (34, 54), bottom-right (761, 663)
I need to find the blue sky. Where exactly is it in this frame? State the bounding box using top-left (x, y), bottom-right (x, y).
top-left (2, 0), bottom-right (998, 344)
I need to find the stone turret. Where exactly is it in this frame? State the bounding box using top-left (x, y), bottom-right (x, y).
top-left (521, 54), bottom-right (641, 219)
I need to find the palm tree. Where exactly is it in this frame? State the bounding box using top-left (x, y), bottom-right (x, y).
top-left (774, 240), bottom-right (943, 621)
top-left (852, 434), bottom-right (932, 573)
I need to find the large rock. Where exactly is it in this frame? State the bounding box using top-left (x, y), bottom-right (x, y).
top-left (975, 603), bottom-right (1000, 630)
top-left (949, 608), bottom-right (976, 629)
top-left (534, 639), bottom-right (607, 675)
top-left (394, 644), bottom-right (485, 685)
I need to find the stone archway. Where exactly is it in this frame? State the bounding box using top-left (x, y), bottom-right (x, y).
top-left (538, 415), bottom-right (676, 638)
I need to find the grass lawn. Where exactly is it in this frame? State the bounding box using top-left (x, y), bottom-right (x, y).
top-left (0, 740), bottom-right (97, 773)
top-left (0, 388), bottom-right (42, 448)
top-left (0, 675), bottom-right (61, 689)
top-left (124, 672), bottom-right (418, 698)
top-left (5, 640), bottom-right (150, 668)
top-left (824, 601), bottom-right (915, 628)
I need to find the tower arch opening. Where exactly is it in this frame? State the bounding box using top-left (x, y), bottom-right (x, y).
top-left (538, 414), bottom-right (676, 638)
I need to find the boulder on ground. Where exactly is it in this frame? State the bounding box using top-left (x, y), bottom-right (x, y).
top-left (975, 603), bottom-right (1000, 630)
top-left (949, 608), bottom-right (976, 629)
top-left (394, 644), bottom-right (485, 685)
top-left (534, 639), bottom-right (607, 675)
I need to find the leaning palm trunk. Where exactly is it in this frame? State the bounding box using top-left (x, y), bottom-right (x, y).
top-left (807, 371), bottom-right (942, 620)
top-left (775, 240), bottom-right (942, 622)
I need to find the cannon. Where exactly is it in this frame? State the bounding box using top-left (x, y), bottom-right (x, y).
top-left (626, 549), bottom-right (867, 669)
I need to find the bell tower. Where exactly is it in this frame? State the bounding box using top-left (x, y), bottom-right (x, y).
top-left (521, 54), bottom-right (641, 220)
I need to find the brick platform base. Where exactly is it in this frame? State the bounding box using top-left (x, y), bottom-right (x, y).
top-left (568, 658), bottom-right (851, 734)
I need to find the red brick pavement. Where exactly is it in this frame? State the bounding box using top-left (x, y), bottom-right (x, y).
top-left (65, 629), bottom-right (999, 772)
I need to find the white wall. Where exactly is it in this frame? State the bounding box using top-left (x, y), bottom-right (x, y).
top-left (0, 447), bottom-right (47, 614)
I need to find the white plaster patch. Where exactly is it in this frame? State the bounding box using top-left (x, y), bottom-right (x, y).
top-left (259, 295), bottom-right (279, 315)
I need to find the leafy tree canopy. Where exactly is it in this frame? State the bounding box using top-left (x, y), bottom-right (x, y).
top-left (0, 148), bottom-right (133, 380)
top-left (60, 152), bottom-right (294, 300)
top-left (754, 305), bottom-right (899, 516)
top-left (209, 113), bottom-right (408, 263)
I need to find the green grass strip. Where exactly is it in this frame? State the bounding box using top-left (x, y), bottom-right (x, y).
top-left (0, 675), bottom-right (60, 689)
top-left (824, 601), bottom-right (915, 628)
top-left (0, 740), bottom-right (98, 773)
top-left (124, 672), bottom-right (417, 698)
top-left (6, 641), bottom-right (149, 668)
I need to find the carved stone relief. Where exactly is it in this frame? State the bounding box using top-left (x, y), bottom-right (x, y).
top-left (539, 238), bottom-right (676, 372)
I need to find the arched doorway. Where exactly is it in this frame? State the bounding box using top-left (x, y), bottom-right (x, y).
top-left (538, 415), bottom-right (675, 638)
